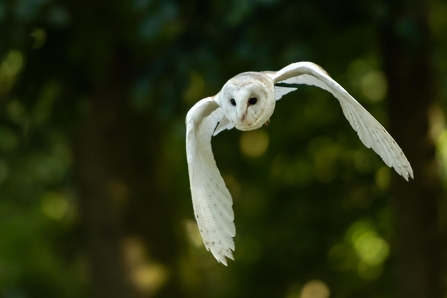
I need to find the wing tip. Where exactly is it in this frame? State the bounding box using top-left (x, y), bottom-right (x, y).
top-left (395, 165), bottom-right (414, 181)
top-left (406, 169), bottom-right (414, 181)
top-left (213, 249), bottom-right (234, 266)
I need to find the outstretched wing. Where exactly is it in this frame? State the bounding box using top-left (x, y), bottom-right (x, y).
top-left (185, 97), bottom-right (236, 265)
top-left (272, 61), bottom-right (413, 180)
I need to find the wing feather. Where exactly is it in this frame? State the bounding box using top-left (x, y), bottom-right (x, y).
top-left (273, 62), bottom-right (413, 180)
top-left (275, 86), bottom-right (297, 100)
top-left (186, 97), bottom-right (236, 265)
top-left (213, 116), bottom-right (234, 136)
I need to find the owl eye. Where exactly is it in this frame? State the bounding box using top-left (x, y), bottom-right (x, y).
top-left (230, 98), bottom-right (236, 106)
top-left (248, 97), bottom-right (257, 105)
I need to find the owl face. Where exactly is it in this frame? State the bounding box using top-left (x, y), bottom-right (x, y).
top-left (217, 72), bottom-right (275, 131)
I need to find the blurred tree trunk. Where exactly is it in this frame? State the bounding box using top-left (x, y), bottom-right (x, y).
top-left (73, 52), bottom-right (183, 297)
top-left (73, 82), bottom-right (140, 297)
top-left (72, 51), bottom-right (148, 297)
top-left (378, 1), bottom-right (444, 297)
top-left (74, 99), bottom-right (138, 298)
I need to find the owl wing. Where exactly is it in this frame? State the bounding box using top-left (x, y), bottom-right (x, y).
top-left (275, 86), bottom-right (297, 100)
top-left (271, 61), bottom-right (413, 180)
top-left (186, 97), bottom-right (236, 265)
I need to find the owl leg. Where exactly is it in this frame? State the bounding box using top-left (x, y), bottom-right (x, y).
top-left (264, 119), bottom-right (270, 126)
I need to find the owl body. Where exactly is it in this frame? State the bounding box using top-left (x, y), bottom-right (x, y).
top-left (185, 61), bottom-right (413, 265)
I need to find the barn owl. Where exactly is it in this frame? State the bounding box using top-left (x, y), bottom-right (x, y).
top-left (185, 62), bottom-right (413, 265)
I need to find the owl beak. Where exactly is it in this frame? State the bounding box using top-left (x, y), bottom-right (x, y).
top-left (237, 105), bottom-right (248, 122)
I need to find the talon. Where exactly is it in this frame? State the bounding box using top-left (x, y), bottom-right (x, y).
top-left (264, 119), bottom-right (270, 126)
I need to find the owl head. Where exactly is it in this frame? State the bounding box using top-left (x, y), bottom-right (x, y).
top-left (216, 72), bottom-right (275, 131)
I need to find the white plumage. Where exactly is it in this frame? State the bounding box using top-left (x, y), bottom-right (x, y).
top-left (185, 62), bottom-right (413, 265)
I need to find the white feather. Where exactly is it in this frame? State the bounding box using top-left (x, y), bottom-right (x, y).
top-left (273, 62), bottom-right (413, 180)
top-left (186, 97), bottom-right (236, 265)
top-left (275, 86), bottom-right (297, 100)
top-left (186, 62), bottom-right (413, 266)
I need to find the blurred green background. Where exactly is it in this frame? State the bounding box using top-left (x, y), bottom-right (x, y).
top-left (1, 0), bottom-right (446, 297)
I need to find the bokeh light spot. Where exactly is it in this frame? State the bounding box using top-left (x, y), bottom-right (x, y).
top-left (123, 237), bottom-right (169, 295)
top-left (428, 103), bottom-right (444, 142)
top-left (240, 130), bottom-right (269, 158)
top-left (184, 219), bottom-right (204, 248)
top-left (41, 192), bottom-right (69, 220)
top-left (375, 166), bottom-right (390, 190)
top-left (300, 280), bottom-right (330, 298)
top-left (30, 28), bottom-right (47, 49)
top-left (1, 50), bottom-right (24, 77)
top-left (347, 221), bottom-right (389, 267)
top-left (0, 50), bottom-right (24, 95)
top-left (354, 231), bottom-right (389, 266)
top-left (437, 130), bottom-right (447, 178)
top-left (361, 71), bottom-right (387, 102)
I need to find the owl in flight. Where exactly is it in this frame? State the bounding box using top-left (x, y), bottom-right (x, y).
top-left (185, 62), bottom-right (413, 265)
